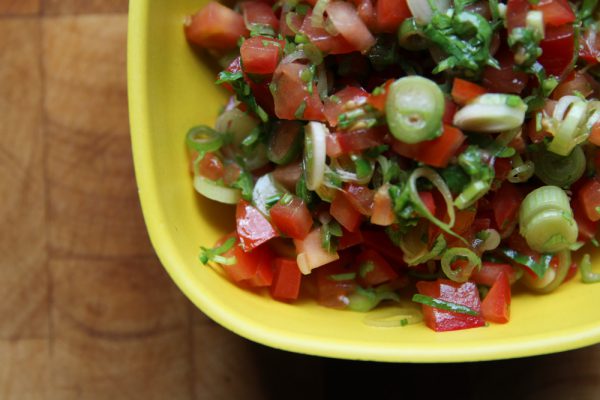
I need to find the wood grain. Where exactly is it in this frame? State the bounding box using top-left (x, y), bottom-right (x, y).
top-left (0, 0), bottom-right (40, 15)
top-left (2, 2), bottom-right (600, 400)
top-left (43, 0), bottom-right (128, 15)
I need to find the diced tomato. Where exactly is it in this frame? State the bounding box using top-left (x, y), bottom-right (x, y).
top-left (416, 280), bottom-right (485, 332)
top-left (270, 196), bottom-right (313, 240)
top-left (326, 1), bottom-right (376, 53)
top-left (452, 208), bottom-right (477, 235)
top-left (270, 258), bottom-right (302, 300)
top-left (451, 78), bottom-right (487, 105)
top-left (482, 47), bottom-right (529, 94)
top-left (315, 262), bottom-right (357, 308)
top-left (572, 202), bottom-right (598, 242)
top-left (577, 178), bottom-right (600, 222)
top-left (354, 0), bottom-right (377, 29)
top-left (471, 262), bottom-right (517, 286)
top-left (221, 240), bottom-right (275, 283)
top-left (280, 11), bottom-right (303, 37)
top-left (241, 1), bottom-right (280, 30)
top-left (506, 0), bottom-right (529, 32)
top-left (375, 0), bottom-right (411, 33)
top-left (392, 124), bottom-right (466, 168)
top-left (272, 161), bottom-right (302, 191)
top-left (246, 255), bottom-right (275, 287)
top-left (343, 183), bottom-right (374, 216)
top-left (481, 272), bottom-right (511, 324)
top-left (494, 157), bottom-right (512, 182)
top-left (353, 249), bottom-right (399, 287)
top-left (330, 191), bottom-right (363, 231)
top-left (271, 62), bottom-right (325, 121)
top-left (589, 122), bottom-right (600, 146)
top-left (419, 192), bottom-right (436, 216)
top-left (538, 24), bottom-right (576, 78)
top-left (185, 2), bottom-right (248, 50)
top-left (371, 184), bottom-right (395, 226)
top-left (236, 200), bottom-right (277, 251)
top-left (327, 129), bottom-right (385, 158)
top-left (220, 57), bottom-right (242, 93)
top-left (442, 98), bottom-right (457, 124)
top-left (323, 87), bottom-right (369, 126)
top-left (579, 28), bottom-right (600, 65)
top-left (531, 0), bottom-right (575, 27)
top-left (492, 182), bottom-right (523, 231)
top-left (197, 152), bottom-right (225, 181)
top-left (300, 11), bottom-right (355, 54)
top-left (338, 227), bottom-right (364, 249)
top-left (294, 227), bottom-right (340, 273)
top-left (552, 72), bottom-right (594, 100)
top-left (240, 36), bottom-right (283, 75)
top-left (362, 229), bottom-right (406, 266)
top-left (367, 80), bottom-right (393, 112)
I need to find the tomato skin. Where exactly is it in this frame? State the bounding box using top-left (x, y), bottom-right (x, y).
top-left (271, 62), bottom-right (325, 121)
top-left (240, 37), bottom-right (283, 75)
top-left (315, 262), bottom-right (357, 308)
top-left (577, 178), bottom-right (600, 222)
top-left (506, 0), bottom-right (529, 32)
top-left (419, 192), bottom-right (436, 216)
top-left (330, 191), bottom-right (363, 232)
top-left (538, 24), bottom-right (575, 78)
top-left (185, 2), bottom-right (248, 50)
top-left (451, 78), bottom-right (487, 105)
top-left (392, 125), bottom-right (466, 168)
top-left (221, 240), bottom-right (275, 283)
top-left (416, 280), bottom-right (485, 332)
top-left (338, 227), bottom-right (364, 249)
top-left (300, 11), bottom-right (355, 54)
top-left (280, 11), bottom-right (303, 37)
top-left (323, 87), bottom-right (369, 126)
top-left (343, 183), bottom-right (374, 216)
top-left (579, 28), bottom-right (600, 65)
top-left (531, 0), bottom-right (575, 27)
top-left (442, 98), bottom-right (457, 124)
top-left (270, 258), bottom-right (302, 300)
top-left (353, 249), bottom-right (399, 287)
top-left (197, 152), bottom-right (225, 181)
top-left (482, 47), bottom-right (529, 94)
top-left (326, 129), bottom-right (385, 158)
top-left (236, 200), bottom-right (278, 251)
top-left (471, 262), bottom-right (517, 286)
top-left (326, 1), bottom-right (376, 53)
top-left (492, 182), bottom-right (523, 232)
top-left (367, 80), bottom-right (393, 111)
top-left (375, 0), bottom-right (411, 33)
top-left (270, 196), bottom-right (313, 240)
top-left (481, 271), bottom-right (511, 324)
top-left (272, 161), bottom-right (302, 191)
top-left (241, 1), bottom-right (280, 30)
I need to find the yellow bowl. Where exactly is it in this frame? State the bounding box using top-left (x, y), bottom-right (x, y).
top-left (128, 0), bottom-right (600, 362)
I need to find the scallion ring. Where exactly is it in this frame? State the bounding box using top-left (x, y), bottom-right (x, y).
top-left (186, 125), bottom-right (224, 154)
top-left (532, 145), bottom-right (586, 188)
top-left (453, 94), bottom-right (527, 133)
top-left (303, 121), bottom-right (328, 190)
top-left (441, 247), bottom-right (482, 282)
top-left (580, 253), bottom-right (600, 284)
top-left (522, 250), bottom-right (571, 293)
top-left (193, 176), bottom-right (242, 204)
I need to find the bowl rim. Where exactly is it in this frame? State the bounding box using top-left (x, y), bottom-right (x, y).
top-left (127, 0), bottom-right (600, 362)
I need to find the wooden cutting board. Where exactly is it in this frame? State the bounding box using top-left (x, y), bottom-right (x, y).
top-left (1, 1), bottom-right (600, 399)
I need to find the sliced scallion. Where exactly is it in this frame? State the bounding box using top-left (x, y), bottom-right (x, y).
top-left (532, 145), bottom-right (586, 188)
top-left (453, 94), bottom-right (527, 133)
top-left (303, 122), bottom-right (328, 190)
top-left (385, 76), bottom-right (445, 143)
top-left (441, 247), bottom-right (482, 282)
top-left (193, 176), bottom-right (241, 204)
top-left (186, 125), bottom-right (224, 155)
top-left (580, 253), bottom-right (600, 284)
top-left (412, 294), bottom-right (479, 316)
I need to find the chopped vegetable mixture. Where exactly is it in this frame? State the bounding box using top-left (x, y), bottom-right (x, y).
top-left (184, 0), bottom-right (600, 331)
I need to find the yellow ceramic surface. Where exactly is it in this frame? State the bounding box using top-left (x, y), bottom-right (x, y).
top-left (128, 0), bottom-right (600, 362)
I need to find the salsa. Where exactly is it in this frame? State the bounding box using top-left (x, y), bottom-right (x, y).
top-left (184, 0), bottom-right (600, 331)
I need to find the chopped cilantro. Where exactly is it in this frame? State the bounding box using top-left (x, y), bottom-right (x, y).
top-left (199, 237), bottom-right (237, 265)
top-left (216, 70), bottom-right (269, 122)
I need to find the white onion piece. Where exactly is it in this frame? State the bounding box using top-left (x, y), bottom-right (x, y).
top-left (294, 227), bottom-right (339, 275)
top-left (325, 1), bottom-right (375, 53)
top-left (407, 0), bottom-right (450, 24)
top-left (252, 173), bottom-right (284, 216)
top-left (281, 49), bottom-right (308, 65)
top-left (304, 122), bottom-right (328, 190)
top-left (194, 176), bottom-right (241, 204)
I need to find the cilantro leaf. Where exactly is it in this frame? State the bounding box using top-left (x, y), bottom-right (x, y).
top-left (216, 70), bottom-right (269, 122)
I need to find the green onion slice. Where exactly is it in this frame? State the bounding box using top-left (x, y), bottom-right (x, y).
top-left (408, 167), bottom-right (466, 243)
top-left (412, 294), bottom-right (479, 316)
top-left (580, 253), bottom-right (600, 284)
top-left (303, 122), bottom-right (328, 190)
top-left (532, 145), bottom-right (586, 188)
top-left (186, 125), bottom-right (224, 155)
top-left (194, 176), bottom-right (241, 205)
top-left (441, 247), bottom-right (482, 282)
top-left (522, 250), bottom-right (571, 293)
